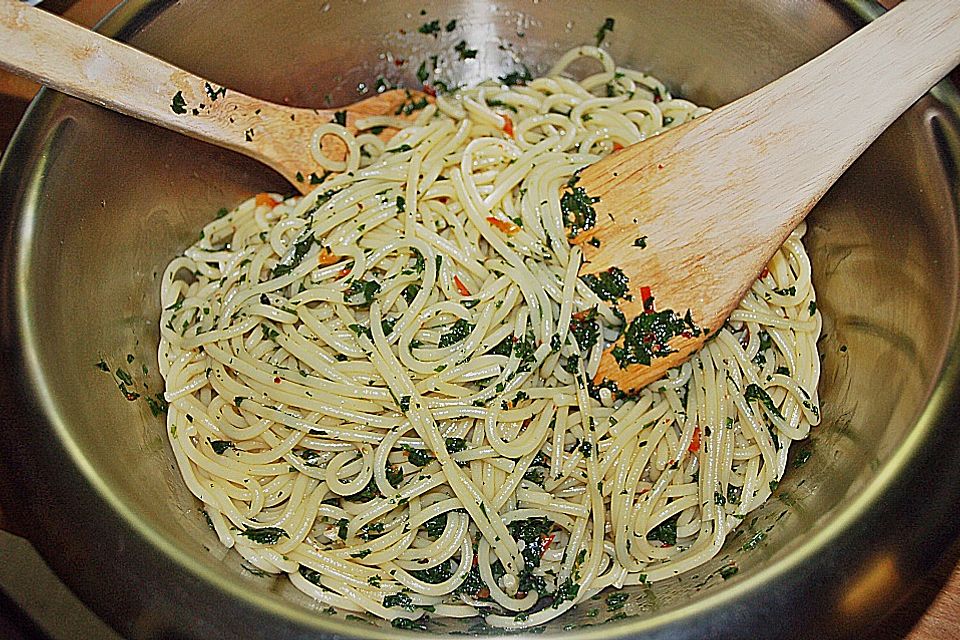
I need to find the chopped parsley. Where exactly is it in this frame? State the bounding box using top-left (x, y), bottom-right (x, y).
top-left (633, 236), bottom-right (647, 248)
top-left (581, 267), bottom-right (630, 302)
top-left (271, 230), bottom-right (319, 278)
top-left (445, 437), bottom-right (467, 454)
top-left (612, 307), bottom-right (701, 368)
top-left (499, 65), bottom-right (533, 87)
top-left (595, 17), bottom-right (615, 46)
top-left (402, 283), bottom-right (421, 305)
top-left (646, 513), bottom-right (679, 546)
top-left (418, 19), bottom-right (441, 36)
top-left (170, 91), bottom-right (187, 114)
top-left (403, 445), bottom-right (434, 467)
top-left (425, 514), bottom-right (448, 538)
top-left (569, 308), bottom-right (600, 351)
top-left (146, 393), bottom-right (169, 417)
top-left (238, 526), bottom-right (289, 545)
top-left (605, 591), bottom-right (629, 610)
top-left (333, 110), bottom-right (347, 126)
top-left (438, 318), bottom-right (474, 348)
top-left (553, 577), bottom-right (580, 607)
top-left (561, 184), bottom-right (600, 237)
top-left (383, 593), bottom-right (415, 610)
top-left (410, 559), bottom-right (454, 584)
top-left (391, 618), bottom-right (428, 631)
top-left (719, 564), bottom-right (739, 580)
top-left (741, 531), bottom-right (766, 551)
top-left (454, 40), bottom-right (478, 60)
top-left (744, 383), bottom-right (785, 421)
top-left (209, 440), bottom-right (235, 455)
top-left (344, 279), bottom-right (381, 306)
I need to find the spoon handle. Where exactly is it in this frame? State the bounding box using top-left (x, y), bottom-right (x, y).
top-left (0, 1), bottom-right (290, 157)
top-left (581, 0), bottom-right (960, 389)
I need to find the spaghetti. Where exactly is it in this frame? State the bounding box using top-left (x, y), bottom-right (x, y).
top-left (158, 46), bottom-right (821, 628)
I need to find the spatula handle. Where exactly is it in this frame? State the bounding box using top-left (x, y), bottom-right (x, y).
top-left (0, 1), bottom-right (278, 155)
top-left (719, 0), bottom-right (960, 226)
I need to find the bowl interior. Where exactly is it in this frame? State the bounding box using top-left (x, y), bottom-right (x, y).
top-left (4, 0), bottom-right (960, 638)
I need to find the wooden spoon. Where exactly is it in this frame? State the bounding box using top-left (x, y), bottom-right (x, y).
top-left (0, 2), bottom-right (429, 193)
top-left (574, 1), bottom-right (960, 390)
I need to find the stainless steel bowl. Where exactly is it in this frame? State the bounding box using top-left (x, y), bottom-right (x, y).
top-left (2, 1), bottom-right (960, 638)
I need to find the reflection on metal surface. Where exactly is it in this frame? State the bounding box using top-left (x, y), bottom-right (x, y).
top-left (840, 554), bottom-right (901, 617)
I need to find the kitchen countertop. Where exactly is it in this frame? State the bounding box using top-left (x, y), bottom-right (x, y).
top-left (0, 1), bottom-right (958, 639)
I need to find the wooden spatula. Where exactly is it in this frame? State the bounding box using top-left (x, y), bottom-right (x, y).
top-left (0, 1), bottom-right (428, 193)
top-left (574, 1), bottom-right (960, 390)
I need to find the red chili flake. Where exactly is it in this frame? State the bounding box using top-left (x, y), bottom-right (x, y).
top-left (502, 114), bottom-right (514, 137)
top-left (423, 84), bottom-right (437, 97)
top-left (640, 286), bottom-right (655, 313)
top-left (486, 216), bottom-right (520, 235)
top-left (657, 163), bottom-right (664, 170)
top-left (438, 196), bottom-right (449, 204)
top-left (317, 247), bottom-right (340, 266)
top-left (477, 587), bottom-right (490, 599)
top-left (453, 275), bottom-right (471, 296)
top-left (335, 267), bottom-right (352, 279)
top-left (274, 376), bottom-right (281, 384)
top-left (759, 266), bottom-right (770, 279)
top-left (612, 142), bottom-right (624, 152)
top-left (540, 533), bottom-right (556, 558)
top-left (688, 427), bottom-right (701, 453)
top-left (255, 193), bottom-right (279, 208)
top-left (394, 58), bottom-right (405, 67)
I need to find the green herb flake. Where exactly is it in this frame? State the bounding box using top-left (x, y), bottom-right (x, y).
top-left (239, 526), bottom-right (289, 545)
top-left (344, 279), bottom-right (381, 306)
top-left (499, 65), bottom-right (533, 87)
top-left (418, 19), bottom-right (441, 36)
top-left (581, 267), bottom-right (630, 302)
top-left (612, 307), bottom-right (701, 368)
top-left (383, 592), bottom-right (415, 610)
top-left (744, 383), bottom-right (785, 421)
top-left (605, 591), bottom-right (629, 611)
top-left (719, 564), bottom-right (739, 580)
top-left (646, 513), bottom-right (679, 546)
top-left (445, 437), bottom-right (467, 454)
top-left (210, 439), bottom-right (235, 455)
top-left (742, 531), bottom-right (766, 551)
top-left (170, 91), bottom-right (188, 114)
top-left (569, 308), bottom-right (599, 351)
top-left (391, 618), bottom-right (428, 631)
top-left (595, 17), bottom-right (615, 46)
top-left (445, 19), bottom-right (457, 31)
top-left (561, 186), bottom-right (600, 237)
top-left (454, 40), bottom-right (478, 60)
top-left (438, 318), bottom-right (474, 348)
